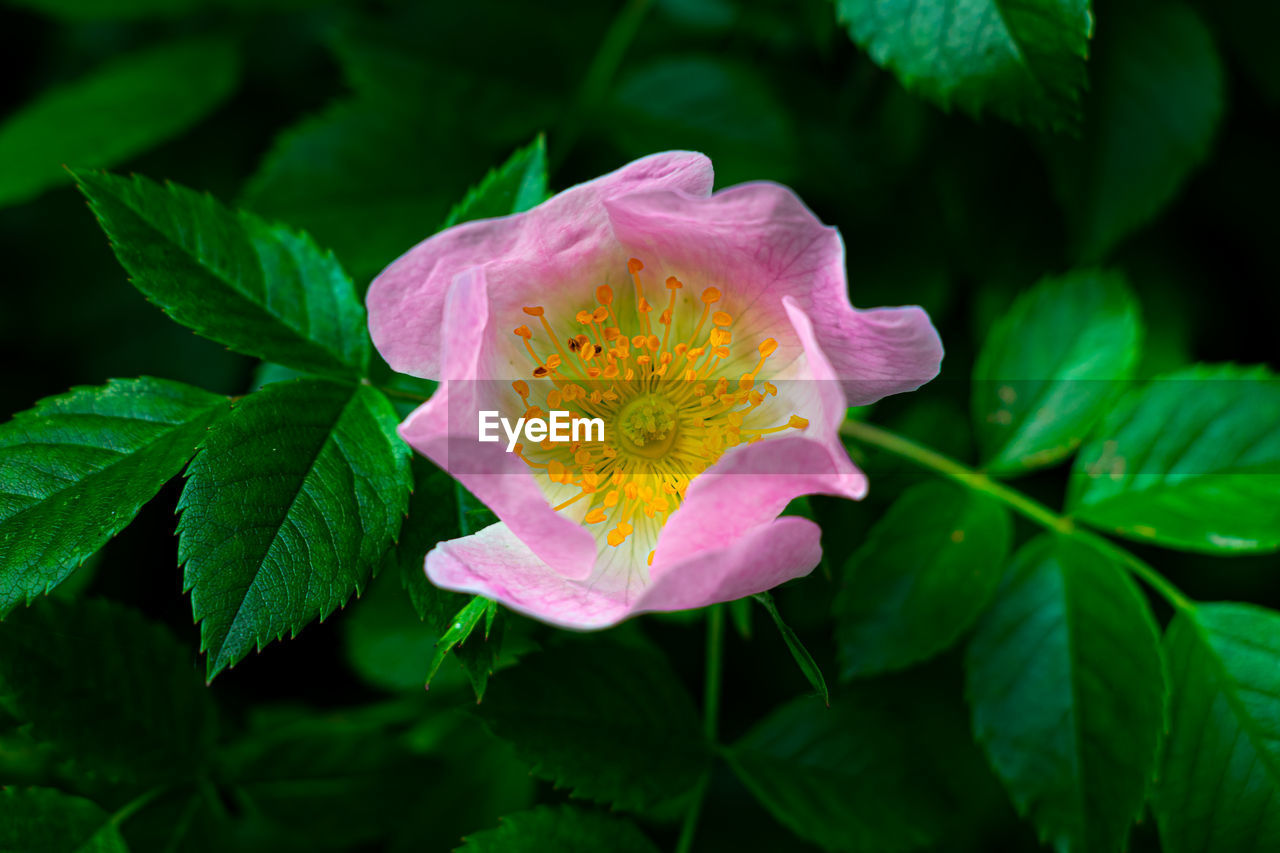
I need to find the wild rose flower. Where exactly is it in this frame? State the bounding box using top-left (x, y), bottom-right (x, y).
top-left (368, 152), bottom-right (942, 629)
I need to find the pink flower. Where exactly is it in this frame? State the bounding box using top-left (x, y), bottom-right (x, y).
top-left (368, 152), bottom-right (942, 629)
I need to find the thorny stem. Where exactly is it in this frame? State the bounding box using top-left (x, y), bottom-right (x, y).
top-left (839, 419), bottom-right (1196, 614)
top-left (675, 604), bottom-right (724, 853)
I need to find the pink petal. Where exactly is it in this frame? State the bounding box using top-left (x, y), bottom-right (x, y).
top-left (426, 524), bottom-right (631, 630)
top-left (604, 181), bottom-right (943, 405)
top-left (397, 268), bottom-right (598, 579)
top-left (425, 516), bottom-right (823, 629)
top-left (635, 516), bottom-right (823, 612)
top-left (368, 151), bottom-right (714, 379)
top-left (650, 297), bottom-right (865, 571)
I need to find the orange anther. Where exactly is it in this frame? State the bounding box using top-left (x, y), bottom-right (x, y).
top-left (628, 258), bottom-right (645, 273)
top-left (701, 287), bottom-right (721, 304)
top-left (592, 306), bottom-right (609, 323)
top-left (585, 508), bottom-right (607, 524)
top-left (758, 338), bottom-right (778, 357)
top-left (712, 311), bottom-right (732, 326)
top-left (512, 380), bottom-right (529, 397)
top-left (597, 284), bottom-right (614, 305)
top-left (666, 276), bottom-right (683, 289)
top-left (523, 306), bottom-right (545, 316)
top-left (646, 335), bottom-right (661, 352)
top-left (514, 325), bottom-right (532, 339)
top-left (789, 415), bottom-right (809, 429)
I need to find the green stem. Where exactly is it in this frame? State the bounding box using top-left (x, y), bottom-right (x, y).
top-left (676, 605), bottom-right (725, 853)
top-left (840, 419), bottom-right (1195, 613)
top-left (108, 785), bottom-right (166, 828)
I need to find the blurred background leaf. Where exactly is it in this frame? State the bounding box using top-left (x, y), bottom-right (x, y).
top-left (0, 37), bottom-right (238, 207)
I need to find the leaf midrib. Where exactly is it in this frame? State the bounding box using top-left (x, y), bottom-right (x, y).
top-left (200, 386), bottom-right (363, 672)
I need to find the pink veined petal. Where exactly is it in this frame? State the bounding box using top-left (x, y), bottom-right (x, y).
top-left (425, 516), bottom-right (823, 630)
top-left (604, 181), bottom-right (944, 405)
top-left (368, 151), bottom-right (714, 379)
top-left (635, 516), bottom-right (823, 613)
top-left (426, 523), bottom-right (632, 630)
top-left (397, 267), bottom-right (597, 579)
top-left (650, 296), bottom-right (865, 573)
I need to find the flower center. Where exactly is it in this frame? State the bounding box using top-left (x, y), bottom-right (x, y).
top-left (616, 394), bottom-right (678, 459)
top-left (508, 257), bottom-right (809, 565)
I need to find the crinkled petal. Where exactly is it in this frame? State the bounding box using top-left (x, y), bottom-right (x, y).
top-left (635, 516), bottom-right (823, 612)
top-left (368, 151), bottom-right (714, 378)
top-left (604, 181), bottom-right (943, 405)
top-left (651, 296), bottom-right (864, 571)
top-left (398, 268), bottom-right (597, 578)
top-left (425, 516), bottom-right (822, 630)
top-left (426, 524), bottom-right (632, 630)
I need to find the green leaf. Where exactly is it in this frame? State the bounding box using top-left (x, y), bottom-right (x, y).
top-left (397, 457), bottom-right (467, 628)
top-left (1045, 0), bottom-right (1225, 259)
top-left (727, 691), bottom-right (948, 852)
top-left (458, 805), bottom-right (660, 853)
top-left (834, 0), bottom-right (1092, 130)
top-left (0, 377), bottom-right (227, 615)
top-left (427, 595), bottom-right (501, 700)
top-left (973, 270), bottom-right (1142, 475)
top-left (1068, 364), bottom-right (1280, 553)
top-left (0, 37), bottom-right (238, 208)
top-left (241, 33), bottom-right (550, 283)
top-left (394, 457), bottom-right (504, 700)
top-left (443, 135), bottom-right (549, 228)
top-left (178, 379), bottom-right (411, 679)
top-left (0, 787), bottom-right (128, 853)
top-left (1153, 603), bottom-right (1280, 852)
top-left (343, 568), bottom-right (453, 694)
top-left (835, 482), bottom-right (1011, 678)
top-left (218, 705), bottom-right (439, 849)
top-left (476, 637), bottom-right (711, 811)
top-left (73, 170), bottom-right (370, 378)
top-left (964, 534), bottom-right (1165, 852)
top-left (0, 598), bottom-right (215, 784)
top-left (753, 591), bottom-right (828, 704)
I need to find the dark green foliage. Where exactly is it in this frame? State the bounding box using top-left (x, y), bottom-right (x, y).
top-left (0, 598), bottom-right (215, 785)
top-left (1153, 604), bottom-right (1280, 852)
top-left (74, 171), bottom-right (371, 378)
top-left (457, 805), bottom-right (661, 853)
top-left (965, 535), bottom-right (1165, 852)
top-left (476, 637), bottom-right (711, 811)
top-left (1, 0), bottom-right (1277, 849)
top-left (0, 38), bottom-right (238, 207)
top-left (836, 482), bottom-right (1011, 677)
top-left (178, 379), bottom-right (411, 678)
top-left (0, 787), bottom-right (128, 853)
top-left (835, 0), bottom-right (1092, 129)
top-left (972, 270), bottom-right (1142, 475)
top-left (0, 377), bottom-right (227, 614)
top-left (1070, 364), bottom-right (1280, 553)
